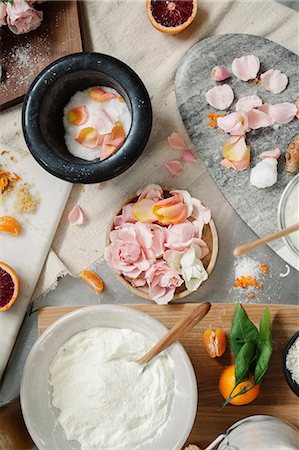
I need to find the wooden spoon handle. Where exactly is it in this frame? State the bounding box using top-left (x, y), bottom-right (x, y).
top-left (233, 223), bottom-right (299, 257)
top-left (137, 302), bottom-right (211, 365)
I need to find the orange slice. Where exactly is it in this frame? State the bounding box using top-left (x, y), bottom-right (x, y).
top-left (79, 270), bottom-right (104, 293)
top-left (146, 0), bottom-right (198, 34)
top-left (0, 216), bottom-right (21, 237)
top-left (0, 262), bottom-right (19, 312)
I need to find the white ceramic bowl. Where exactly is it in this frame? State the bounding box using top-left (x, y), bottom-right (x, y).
top-left (21, 305), bottom-right (197, 450)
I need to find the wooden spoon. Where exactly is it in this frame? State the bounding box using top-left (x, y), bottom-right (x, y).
top-left (233, 223), bottom-right (299, 257)
top-left (136, 302), bottom-right (211, 365)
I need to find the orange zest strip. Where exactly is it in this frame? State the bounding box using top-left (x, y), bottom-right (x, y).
top-left (260, 264), bottom-right (269, 275)
top-left (233, 275), bottom-right (263, 289)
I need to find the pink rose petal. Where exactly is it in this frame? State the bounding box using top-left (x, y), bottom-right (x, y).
top-left (167, 132), bottom-right (187, 150)
top-left (92, 109), bottom-right (116, 134)
top-left (260, 148), bottom-right (281, 159)
top-left (206, 84), bottom-right (234, 110)
top-left (217, 112), bottom-right (250, 136)
top-left (232, 55), bottom-right (260, 81)
top-left (270, 103), bottom-right (297, 124)
top-left (181, 150), bottom-right (197, 163)
top-left (235, 95), bottom-right (262, 112)
top-left (260, 69), bottom-right (288, 94)
top-left (68, 205), bottom-right (84, 225)
top-left (211, 66), bottom-right (231, 82)
top-left (295, 99), bottom-right (299, 119)
top-left (137, 184), bottom-right (164, 202)
top-left (259, 103), bottom-right (297, 125)
top-left (222, 135), bottom-right (250, 172)
top-left (247, 109), bottom-right (272, 129)
top-left (165, 160), bottom-right (183, 176)
top-left (191, 198), bottom-right (211, 223)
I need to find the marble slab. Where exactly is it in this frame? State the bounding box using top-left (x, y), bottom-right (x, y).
top-left (175, 34), bottom-right (298, 259)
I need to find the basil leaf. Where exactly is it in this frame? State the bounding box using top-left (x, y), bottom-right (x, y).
top-left (254, 307), bottom-right (272, 384)
top-left (235, 340), bottom-right (257, 385)
top-left (230, 304), bottom-right (259, 357)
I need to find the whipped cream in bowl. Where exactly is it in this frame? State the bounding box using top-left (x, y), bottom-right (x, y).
top-left (21, 305), bottom-right (197, 450)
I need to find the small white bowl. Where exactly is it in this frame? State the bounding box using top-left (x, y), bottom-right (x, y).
top-left (21, 305), bottom-right (197, 450)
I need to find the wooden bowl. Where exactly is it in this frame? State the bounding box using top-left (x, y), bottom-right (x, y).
top-left (106, 189), bottom-right (219, 301)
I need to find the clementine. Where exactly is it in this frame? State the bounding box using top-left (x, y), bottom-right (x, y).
top-left (219, 364), bottom-right (260, 406)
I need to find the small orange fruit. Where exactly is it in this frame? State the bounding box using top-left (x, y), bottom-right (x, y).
top-left (219, 364), bottom-right (260, 406)
top-left (146, 0), bottom-right (198, 34)
top-left (203, 327), bottom-right (226, 358)
top-left (0, 216), bottom-right (21, 237)
top-left (0, 262), bottom-right (20, 312)
top-left (79, 270), bottom-right (104, 293)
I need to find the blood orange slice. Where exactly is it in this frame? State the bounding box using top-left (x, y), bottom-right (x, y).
top-left (0, 262), bottom-right (19, 312)
top-left (146, 0), bottom-right (198, 34)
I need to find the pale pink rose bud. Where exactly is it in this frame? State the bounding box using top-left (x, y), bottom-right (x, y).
top-left (6, 0), bottom-right (43, 35)
top-left (211, 66), bottom-right (231, 82)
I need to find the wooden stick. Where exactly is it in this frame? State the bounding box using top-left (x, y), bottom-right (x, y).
top-left (233, 223), bottom-right (299, 257)
top-left (136, 302), bottom-right (211, 365)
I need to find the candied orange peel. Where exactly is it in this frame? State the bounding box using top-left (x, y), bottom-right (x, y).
top-left (0, 216), bottom-right (21, 237)
top-left (203, 327), bottom-right (226, 358)
top-left (79, 270), bottom-right (104, 293)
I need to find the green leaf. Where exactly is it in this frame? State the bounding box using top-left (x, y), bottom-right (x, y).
top-left (235, 340), bottom-right (257, 385)
top-left (230, 304), bottom-right (259, 357)
top-left (254, 307), bottom-right (272, 384)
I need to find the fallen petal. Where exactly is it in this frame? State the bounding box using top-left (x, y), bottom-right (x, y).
top-left (211, 66), bottom-right (231, 82)
top-left (247, 109), bottom-right (272, 129)
top-left (260, 148), bottom-right (281, 159)
top-left (68, 205), bottom-right (84, 225)
top-left (260, 69), bottom-right (288, 94)
top-left (270, 102), bottom-right (297, 124)
top-left (67, 105), bottom-right (88, 126)
top-left (296, 99), bottom-right (299, 119)
top-left (258, 104), bottom-right (275, 125)
top-left (75, 127), bottom-right (99, 148)
top-left (92, 108), bottom-right (117, 134)
top-left (89, 87), bottom-right (116, 102)
top-left (99, 145), bottom-right (118, 161)
top-left (102, 121), bottom-right (126, 148)
top-left (232, 55), bottom-right (260, 81)
top-left (221, 158), bottom-right (233, 169)
top-left (181, 150), bottom-right (197, 162)
top-left (165, 160), bottom-right (183, 176)
top-left (222, 135), bottom-right (250, 171)
top-left (217, 111), bottom-right (250, 135)
top-left (206, 84), bottom-right (234, 110)
top-left (235, 95), bottom-right (262, 112)
top-left (132, 199), bottom-right (157, 222)
top-left (167, 132), bottom-right (187, 150)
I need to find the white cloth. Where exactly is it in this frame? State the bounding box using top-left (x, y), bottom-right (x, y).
top-left (0, 0), bottom-right (298, 296)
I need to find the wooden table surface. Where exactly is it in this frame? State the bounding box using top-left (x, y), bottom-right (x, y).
top-left (39, 303), bottom-right (299, 449)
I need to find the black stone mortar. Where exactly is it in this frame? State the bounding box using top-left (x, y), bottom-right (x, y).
top-left (22, 53), bottom-right (152, 184)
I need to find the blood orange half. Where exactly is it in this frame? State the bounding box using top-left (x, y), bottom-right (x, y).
top-left (0, 262), bottom-right (19, 312)
top-left (146, 0), bottom-right (198, 34)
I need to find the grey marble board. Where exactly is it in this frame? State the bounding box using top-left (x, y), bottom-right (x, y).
top-left (175, 34), bottom-right (298, 254)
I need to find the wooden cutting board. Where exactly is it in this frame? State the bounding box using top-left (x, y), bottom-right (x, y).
top-left (0, 0), bottom-right (82, 110)
top-left (38, 303), bottom-right (299, 448)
